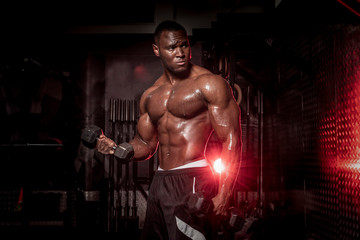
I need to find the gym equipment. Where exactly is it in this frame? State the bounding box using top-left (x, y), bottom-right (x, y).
top-left (225, 207), bottom-right (245, 231)
top-left (81, 125), bottom-right (134, 162)
top-left (188, 191), bottom-right (213, 218)
top-left (80, 125), bottom-right (103, 149)
top-left (187, 191), bottom-right (245, 231)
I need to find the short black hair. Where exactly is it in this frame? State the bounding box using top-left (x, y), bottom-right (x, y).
top-left (153, 20), bottom-right (187, 44)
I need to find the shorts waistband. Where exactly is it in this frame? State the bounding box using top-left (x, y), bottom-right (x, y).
top-left (157, 159), bottom-right (208, 171)
top-left (155, 166), bottom-right (211, 177)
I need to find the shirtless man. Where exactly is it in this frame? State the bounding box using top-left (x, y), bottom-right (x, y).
top-left (96, 20), bottom-right (242, 239)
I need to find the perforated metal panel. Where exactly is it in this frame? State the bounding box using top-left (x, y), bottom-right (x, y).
top-left (304, 24), bottom-right (360, 240)
top-left (262, 23), bottom-right (360, 240)
top-left (333, 24), bottom-right (360, 240)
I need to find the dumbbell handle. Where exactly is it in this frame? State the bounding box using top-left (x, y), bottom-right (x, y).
top-left (95, 137), bottom-right (134, 162)
top-left (81, 125), bottom-right (134, 162)
top-left (96, 134), bottom-right (117, 152)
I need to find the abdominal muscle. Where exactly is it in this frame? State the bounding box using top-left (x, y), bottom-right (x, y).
top-left (156, 111), bottom-right (212, 170)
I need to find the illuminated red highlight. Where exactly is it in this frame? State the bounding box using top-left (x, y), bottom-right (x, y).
top-left (134, 64), bottom-right (146, 76)
top-left (134, 64), bottom-right (150, 82)
top-left (214, 158), bottom-right (225, 174)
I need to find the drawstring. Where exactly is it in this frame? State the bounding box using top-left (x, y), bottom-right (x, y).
top-left (193, 177), bottom-right (196, 193)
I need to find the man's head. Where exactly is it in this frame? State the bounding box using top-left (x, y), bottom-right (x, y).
top-left (152, 20), bottom-right (191, 77)
top-left (153, 20), bottom-right (187, 45)
top-left (153, 21), bottom-right (191, 77)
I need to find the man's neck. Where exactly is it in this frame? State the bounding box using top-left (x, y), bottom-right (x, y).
top-left (164, 64), bottom-right (192, 85)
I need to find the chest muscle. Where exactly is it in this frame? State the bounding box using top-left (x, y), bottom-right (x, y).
top-left (146, 84), bottom-right (207, 123)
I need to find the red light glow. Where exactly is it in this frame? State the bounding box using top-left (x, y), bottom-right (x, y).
top-left (214, 158), bottom-right (225, 174)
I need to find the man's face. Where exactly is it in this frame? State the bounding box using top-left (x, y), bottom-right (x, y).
top-left (153, 30), bottom-right (191, 76)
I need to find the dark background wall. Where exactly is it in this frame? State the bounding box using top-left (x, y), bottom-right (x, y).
top-left (0, 0), bottom-right (359, 238)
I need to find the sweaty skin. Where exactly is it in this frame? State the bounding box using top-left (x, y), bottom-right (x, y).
top-left (96, 29), bottom-right (242, 216)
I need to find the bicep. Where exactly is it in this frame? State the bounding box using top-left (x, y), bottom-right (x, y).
top-left (135, 87), bottom-right (158, 147)
top-left (134, 112), bottom-right (158, 150)
top-left (205, 78), bottom-right (241, 142)
top-left (209, 99), bottom-right (241, 142)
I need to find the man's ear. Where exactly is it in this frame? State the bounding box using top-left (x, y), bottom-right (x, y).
top-left (152, 44), bottom-right (159, 57)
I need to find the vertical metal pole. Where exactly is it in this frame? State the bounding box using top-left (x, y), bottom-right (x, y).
top-left (124, 100), bottom-right (130, 225)
top-left (258, 90), bottom-right (264, 217)
top-left (108, 98), bottom-right (117, 232)
top-left (131, 99), bottom-right (138, 225)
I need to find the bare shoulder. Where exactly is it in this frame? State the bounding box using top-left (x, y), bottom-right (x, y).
top-left (195, 69), bottom-right (232, 101)
top-left (192, 64), bottom-right (226, 83)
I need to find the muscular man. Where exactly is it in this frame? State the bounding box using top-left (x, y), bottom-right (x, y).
top-left (97, 20), bottom-right (242, 239)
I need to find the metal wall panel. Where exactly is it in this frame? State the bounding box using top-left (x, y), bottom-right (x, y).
top-left (265, 23), bottom-right (360, 240)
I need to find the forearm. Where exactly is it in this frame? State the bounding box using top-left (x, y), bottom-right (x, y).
top-left (96, 134), bottom-right (156, 162)
top-left (129, 134), bottom-right (158, 161)
top-left (211, 139), bottom-right (241, 216)
top-left (218, 144), bottom-right (242, 199)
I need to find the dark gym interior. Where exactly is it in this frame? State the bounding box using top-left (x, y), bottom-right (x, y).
top-left (0, 0), bottom-right (359, 239)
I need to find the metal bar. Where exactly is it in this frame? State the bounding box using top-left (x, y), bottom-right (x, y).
top-left (0, 144), bottom-right (63, 148)
top-left (258, 90), bottom-right (264, 217)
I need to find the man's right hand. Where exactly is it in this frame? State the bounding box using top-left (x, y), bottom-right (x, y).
top-left (96, 134), bottom-right (117, 154)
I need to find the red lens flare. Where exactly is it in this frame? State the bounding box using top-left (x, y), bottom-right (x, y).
top-left (214, 158), bottom-right (225, 174)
